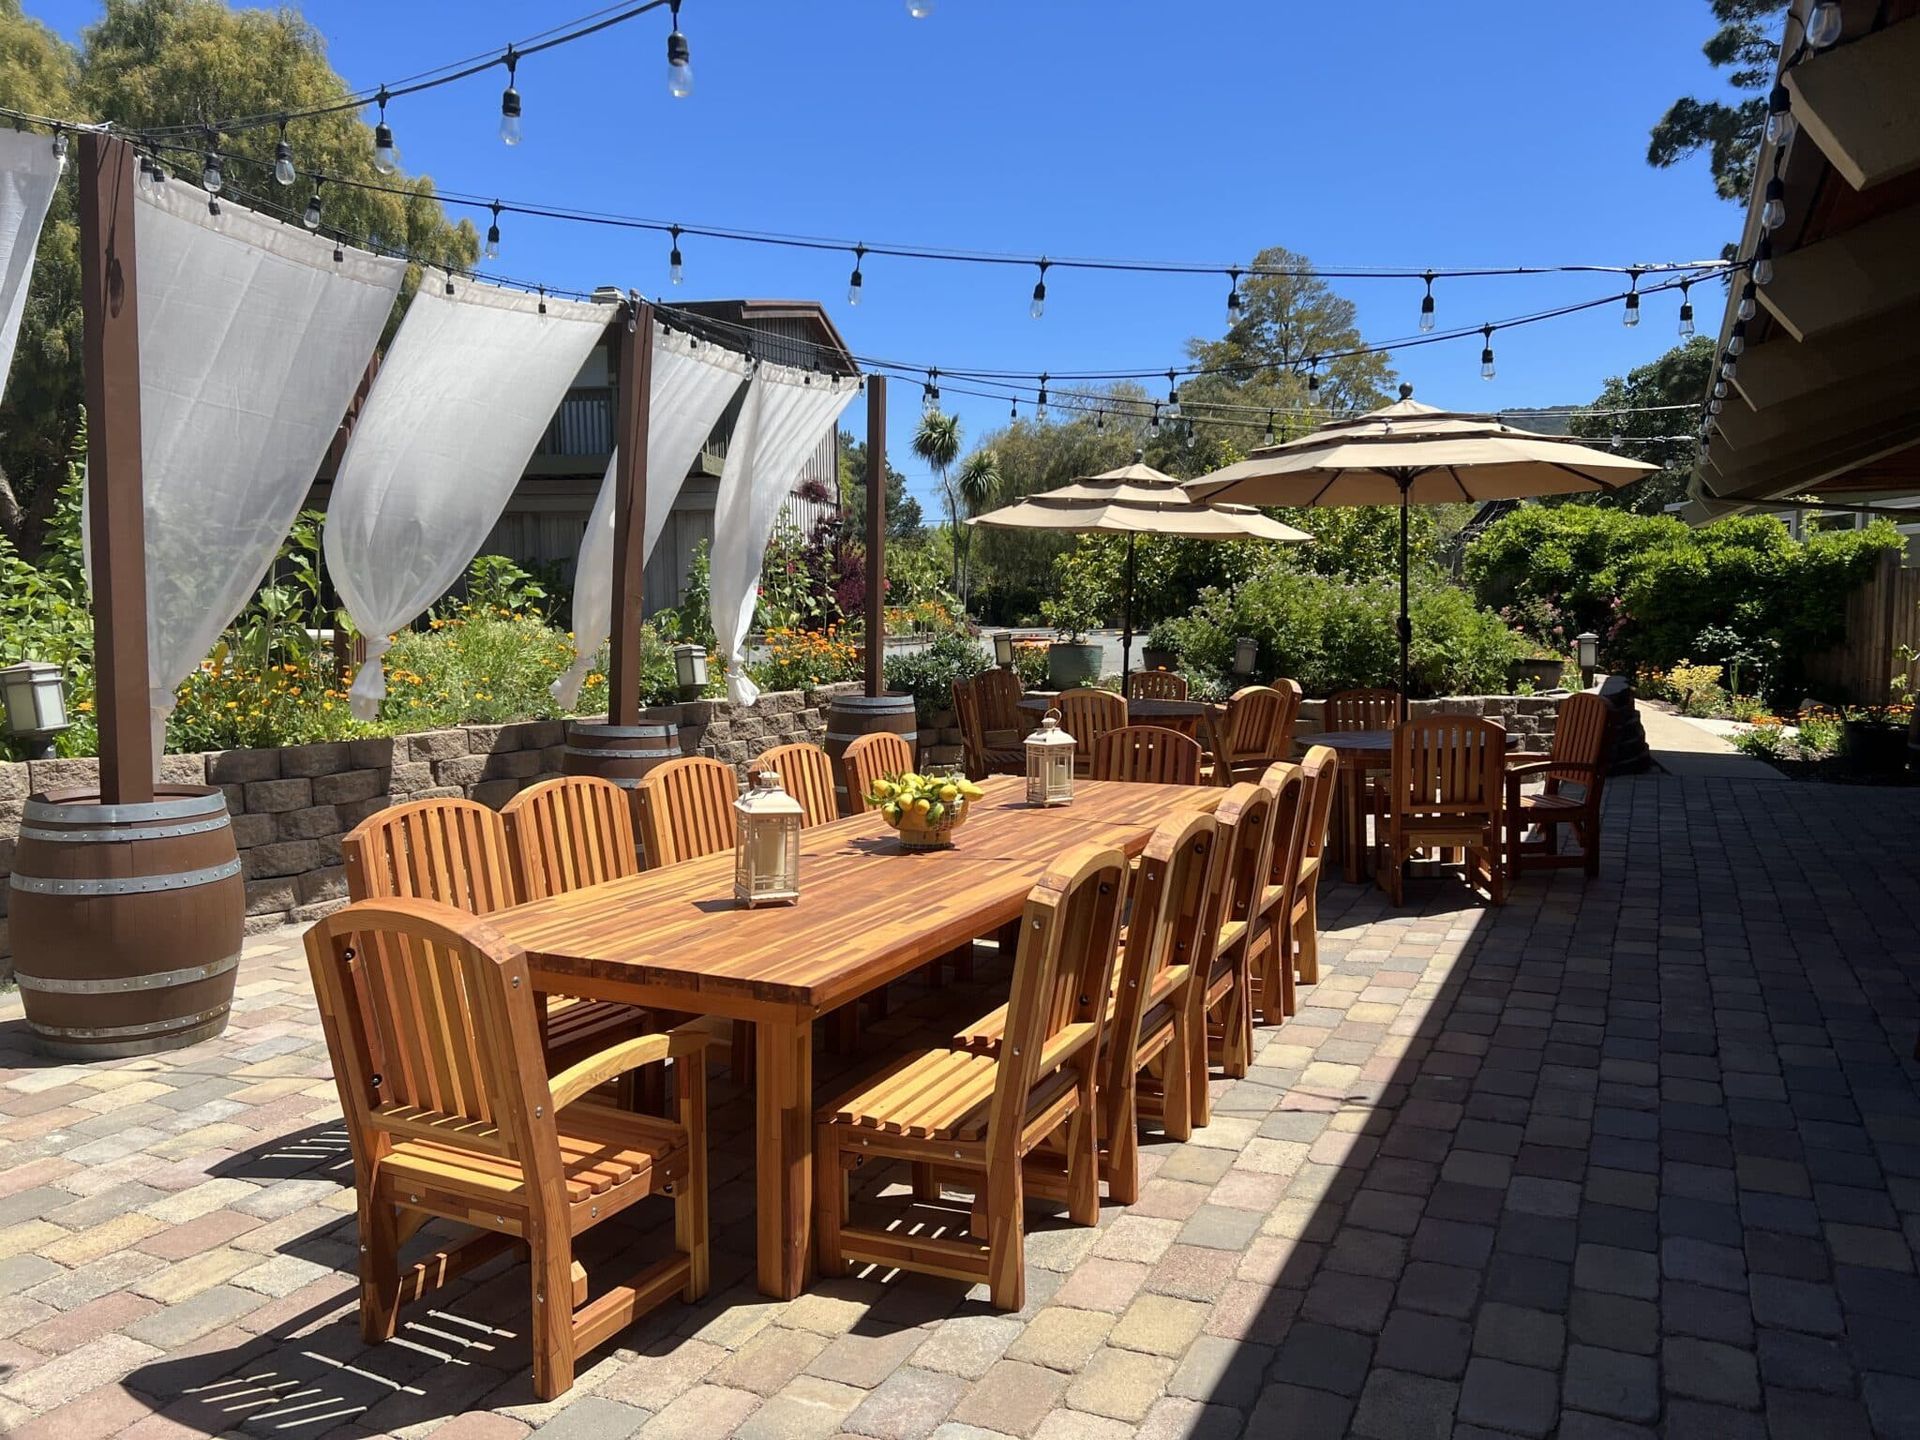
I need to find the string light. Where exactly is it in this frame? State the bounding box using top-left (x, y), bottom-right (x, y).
top-left (1479, 324), bottom-right (1496, 381)
top-left (51, 126), bottom-right (67, 173)
top-left (1760, 176), bottom-right (1785, 233)
top-left (1622, 269), bottom-right (1640, 327)
top-left (1149, 404), bottom-right (1161, 435)
top-left (1307, 359), bottom-right (1320, 396)
top-left (668, 224), bottom-right (684, 284)
top-left (1419, 271), bottom-right (1435, 333)
top-left (908, 0), bottom-right (934, 15)
top-left (200, 128), bottom-right (224, 195)
top-left (485, 201), bottom-right (502, 260)
top-left (1009, 397), bottom-right (1017, 421)
top-left (1752, 237), bottom-right (1774, 286)
top-left (1094, 409), bottom-right (1105, 432)
top-left (1165, 369), bottom-right (1180, 416)
top-left (372, 89), bottom-right (397, 175)
top-left (922, 367), bottom-right (940, 413)
top-left (1736, 282), bottom-right (1757, 322)
top-left (443, 269), bottom-right (456, 296)
top-left (1030, 259), bottom-right (1049, 320)
top-left (273, 119), bottom-right (295, 186)
top-left (1765, 82), bottom-right (1795, 148)
top-left (847, 244), bottom-right (865, 307)
top-left (1713, 378), bottom-right (1728, 399)
top-left (302, 179), bottom-right (324, 229)
top-left (1264, 411), bottom-right (1276, 445)
top-left (1037, 373), bottom-right (1049, 423)
top-left (666, 0), bottom-right (693, 98)
top-left (499, 48), bottom-right (523, 146)
top-left (1806, 1), bottom-right (1841, 47)
top-left (537, 285), bottom-right (548, 315)
top-left (1721, 355), bottom-right (1737, 380)
top-left (1225, 268), bottom-right (1242, 327)
top-left (1726, 321), bottom-right (1746, 356)
top-left (1677, 279), bottom-right (1695, 338)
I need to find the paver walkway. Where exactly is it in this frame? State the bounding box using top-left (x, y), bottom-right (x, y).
top-left (2, 772), bottom-right (1917, 1439)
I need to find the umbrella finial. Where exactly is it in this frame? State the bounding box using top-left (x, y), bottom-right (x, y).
top-left (1398, 383), bottom-right (1414, 400)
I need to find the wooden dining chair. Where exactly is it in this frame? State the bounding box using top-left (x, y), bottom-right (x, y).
top-left (1206, 682), bottom-right (1301, 785)
top-left (1324, 687), bottom-right (1401, 732)
top-left (634, 756), bottom-right (738, 868)
top-left (1289, 745), bottom-right (1340, 987)
top-left (751, 742), bottom-right (840, 828)
top-left (1506, 692), bottom-right (1613, 879)
top-left (501, 775), bottom-right (641, 900)
top-left (1127, 669), bottom-right (1190, 702)
top-left (1089, 724), bottom-right (1203, 786)
top-left (1187, 781), bottom-right (1277, 1124)
top-left (1375, 716), bottom-right (1507, 907)
top-left (343, 797), bottom-right (646, 1079)
top-left (305, 898), bottom-right (710, 1401)
top-left (1056, 687), bottom-right (1128, 774)
top-left (840, 730), bottom-right (915, 813)
top-left (954, 673), bottom-right (1024, 780)
top-left (1248, 761), bottom-right (1305, 1026)
top-left (815, 842), bottom-right (1127, 1312)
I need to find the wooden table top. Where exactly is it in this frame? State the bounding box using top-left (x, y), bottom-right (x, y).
top-left (488, 777), bottom-right (1218, 1022)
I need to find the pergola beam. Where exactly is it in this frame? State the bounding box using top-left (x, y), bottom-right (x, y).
top-left (1731, 300), bottom-right (1920, 411)
top-left (1757, 206), bottom-right (1920, 342)
top-left (1702, 407), bottom-right (1920, 502)
top-left (1786, 17), bottom-right (1920, 192)
top-left (1715, 363), bottom-right (1920, 453)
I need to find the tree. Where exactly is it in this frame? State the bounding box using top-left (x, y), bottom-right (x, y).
top-left (1564, 337), bottom-right (1714, 514)
top-left (837, 430), bottom-right (922, 540)
top-left (912, 410), bottom-right (965, 598)
top-left (0, 0), bottom-right (479, 549)
top-left (952, 447), bottom-right (1001, 609)
top-left (1647, 0), bottom-right (1782, 203)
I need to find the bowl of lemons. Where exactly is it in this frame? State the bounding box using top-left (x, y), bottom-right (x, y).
top-left (866, 770), bottom-right (984, 850)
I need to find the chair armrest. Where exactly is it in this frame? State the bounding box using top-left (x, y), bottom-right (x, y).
top-left (1506, 750), bottom-right (1551, 766)
top-left (549, 1023), bottom-right (712, 1111)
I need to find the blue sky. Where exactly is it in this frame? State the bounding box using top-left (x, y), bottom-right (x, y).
top-left (37, 0), bottom-right (1753, 511)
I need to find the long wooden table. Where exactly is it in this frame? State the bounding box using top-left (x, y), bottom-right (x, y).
top-left (487, 776), bottom-right (1217, 1299)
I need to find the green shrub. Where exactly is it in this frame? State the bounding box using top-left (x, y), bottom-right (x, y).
top-left (884, 630), bottom-right (990, 723)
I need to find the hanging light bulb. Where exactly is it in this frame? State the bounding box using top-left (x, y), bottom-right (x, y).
top-left (1149, 404), bottom-right (1161, 436)
top-left (1037, 374), bottom-right (1049, 423)
top-left (1009, 398), bottom-right (1018, 421)
top-left (1225, 268), bottom-right (1242, 328)
top-left (1708, 396), bottom-right (1723, 415)
top-left (1764, 82), bottom-right (1795, 147)
top-left (922, 367), bottom-right (940, 414)
top-left (1264, 410), bottom-right (1276, 445)
top-left (1165, 370), bottom-right (1180, 417)
top-left (1419, 271), bottom-right (1436, 333)
top-left (1677, 280), bottom-right (1696, 338)
top-left (666, 0), bottom-right (693, 98)
top-left (1761, 177), bottom-right (1786, 233)
top-left (1713, 379), bottom-right (1728, 399)
top-left (484, 202), bottom-right (501, 261)
top-left (1806, 0), bottom-right (1842, 47)
top-left (200, 129), bottom-right (224, 196)
top-left (51, 127), bottom-right (68, 174)
top-left (669, 225), bottom-right (684, 285)
top-left (1722, 355), bottom-right (1738, 380)
top-left (302, 181), bottom-right (324, 230)
top-left (1623, 270), bottom-right (1641, 327)
top-left (847, 244), bottom-right (865, 307)
top-left (373, 90), bottom-right (398, 175)
top-left (1307, 361), bottom-right (1321, 396)
top-left (1030, 259), bottom-right (1049, 320)
top-left (1737, 282), bottom-right (1757, 322)
top-left (1727, 321), bottom-right (1747, 356)
top-left (273, 120), bottom-right (296, 186)
top-left (1095, 409), bottom-right (1105, 432)
top-left (908, 0), bottom-right (934, 15)
top-left (1752, 238), bottom-right (1774, 286)
top-left (500, 49), bottom-right (523, 146)
top-left (1479, 325), bottom-right (1496, 381)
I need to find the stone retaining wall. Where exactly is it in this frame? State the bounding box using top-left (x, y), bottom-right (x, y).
top-left (0, 682), bottom-right (859, 978)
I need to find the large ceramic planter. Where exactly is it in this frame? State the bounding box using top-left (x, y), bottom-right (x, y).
top-left (1047, 641), bottom-right (1102, 690)
top-left (1508, 658), bottom-right (1566, 691)
top-left (1141, 646), bottom-right (1177, 673)
top-left (1842, 718), bottom-right (1907, 775)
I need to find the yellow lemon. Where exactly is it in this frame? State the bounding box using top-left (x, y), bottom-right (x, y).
top-left (912, 797), bottom-right (931, 816)
top-left (939, 784), bottom-right (958, 802)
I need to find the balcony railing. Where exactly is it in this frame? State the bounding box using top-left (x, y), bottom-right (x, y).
top-left (536, 387), bottom-right (614, 457)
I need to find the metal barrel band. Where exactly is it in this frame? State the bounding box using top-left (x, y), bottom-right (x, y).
top-left (11, 951), bottom-right (241, 994)
top-left (28, 1001), bottom-right (232, 1041)
top-left (561, 745), bottom-right (669, 762)
top-left (9, 857), bottom-right (243, 896)
top-left (24, 790), bottom-right (229, 825)
top-left (568, 725), bottom-right (676, 738)
top-left (17, 814), bottom-right (231, 844)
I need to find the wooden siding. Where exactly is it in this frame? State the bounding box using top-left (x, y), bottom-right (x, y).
top-left (1803, 550), bottom-right (1920, 702)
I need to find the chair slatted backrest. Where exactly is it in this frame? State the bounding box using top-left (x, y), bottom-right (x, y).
top-left (986, 843), bottom-right (1128, 1153)
top-left (1217, 778), bottom-right (1279, 939)
top-left (635, 756), bottom-right (739, 869)
top-left (1296, 744), bottom-right (1340, 862)
top-left (751, 743), bottom-right (840, 828)
top-left (1057, 688), bottom-right (1127, 760)
top-left (305, 898), bottom-right (558, 1180)
top-left (978, 667), bottom-right (1026, 735)
top-left (1090, 725), bottom-right (1203, 786)
top-left (1221, 683), bottom-right (1300, 766)
top-left (1110, 809), bottom-right (1219, 1060)
top-left (1547, 692), bottom-right (1612, 789)
top-left (841, 731), bottom-right (915, 814)
top-left (500, 776), bottom-right (639, 902)
top-left (343, 797), bottom-right (519, 915)
top-left (953, 675), bottom-right (991, 778)
top-left (1388, 715), bottom-right (1504, 820)
top-left (1127, 670), bottom-right (1190, 702)
top-left (1258, 762), bottom-right (1307, 896)
top-left (1325, 687), bottom-right (1400, 733)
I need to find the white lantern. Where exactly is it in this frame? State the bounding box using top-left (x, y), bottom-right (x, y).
top-left (991, 631), bottom-right (1014, 668)
top-left (1024, 707), bottom-right (1076, 807)
top-left (673, 643), bottom-right (709, 701)
top-left (0, 660), bottom-right (69, 759)
top-left (734, 769), bottom-right (802, 907)
top-left (1232, 636), bottom-right (1257, 676)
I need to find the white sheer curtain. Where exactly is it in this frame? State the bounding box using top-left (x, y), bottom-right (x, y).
top-left (709, 364), bottom-right (858, 706)
top-left (551, 328), bottom-right (748, 708)
top-left (324, 281), bottom-right (609, 719)
top-left (118, 179), bottom-right (404, 757)
top-left (0, 129), bottom-right (67, 407)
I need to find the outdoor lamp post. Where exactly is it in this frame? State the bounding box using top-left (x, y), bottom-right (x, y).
top-left (1232, 636), bottom-right (1257, 676)
top-left (734, 770), bottom-right (802, 907)
top-left (1576, 632), bottom-right (1599, 689)
top-left (991, 631), bottom-right (1014, 668)
top-left (0, 661), bottom-right (70, 760)
top-left (1024, 707), bottom-right (1076, 807)
top-left (672, 643), bottom-right (708, 702)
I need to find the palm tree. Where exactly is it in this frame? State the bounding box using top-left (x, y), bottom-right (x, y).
top-left (912, 410), bottom-right (963, 599)
top-left (953, 448), bottom-right (1002, 611)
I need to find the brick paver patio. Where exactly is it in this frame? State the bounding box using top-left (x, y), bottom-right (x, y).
top-left (2, 772), bottom-right (1917, 1439)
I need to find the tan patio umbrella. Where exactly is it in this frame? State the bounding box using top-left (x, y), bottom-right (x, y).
top-left (1183, 387), bottom-right (1656, 714)
top-left (970, 455), bottom-right (1310, 675)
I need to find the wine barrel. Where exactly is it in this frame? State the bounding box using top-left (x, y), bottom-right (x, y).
top-left (825, 693), bottom-right (919, 815)
top-left (10, 785), bottom-right (244, 1060)
top-left (560, 720), bottom-right (682, 789)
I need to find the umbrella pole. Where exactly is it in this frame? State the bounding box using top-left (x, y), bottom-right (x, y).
top-left (1398, 476), bottom-right (1411, 722)
top-left (1121, 533), bottom-right (1137, 680)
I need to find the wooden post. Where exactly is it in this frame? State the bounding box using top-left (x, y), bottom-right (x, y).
top-left (79, 132), bottom-right (154, 805)
top-left (864, 376), bottom-right (887, 699)
top-left (607, 297), bottom-right (654, 726)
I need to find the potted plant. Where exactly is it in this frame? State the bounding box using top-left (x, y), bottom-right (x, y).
top-left (1841, 701), bottom-right (1909, 775)
top-left (867, 769), bottom-right (982, 849)
top-left (1141, 620), bottom-right (1180, 675)
top-left (1507, 652), bottom-right (1567, 692)
top-left (1040, 584), bottom-right (1103, 691)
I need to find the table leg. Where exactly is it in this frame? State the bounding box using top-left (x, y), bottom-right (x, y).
top-left (1340, 771), bottom-right (1365, 884)
top-left (755, 1015), bottom-right (814, 1299)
